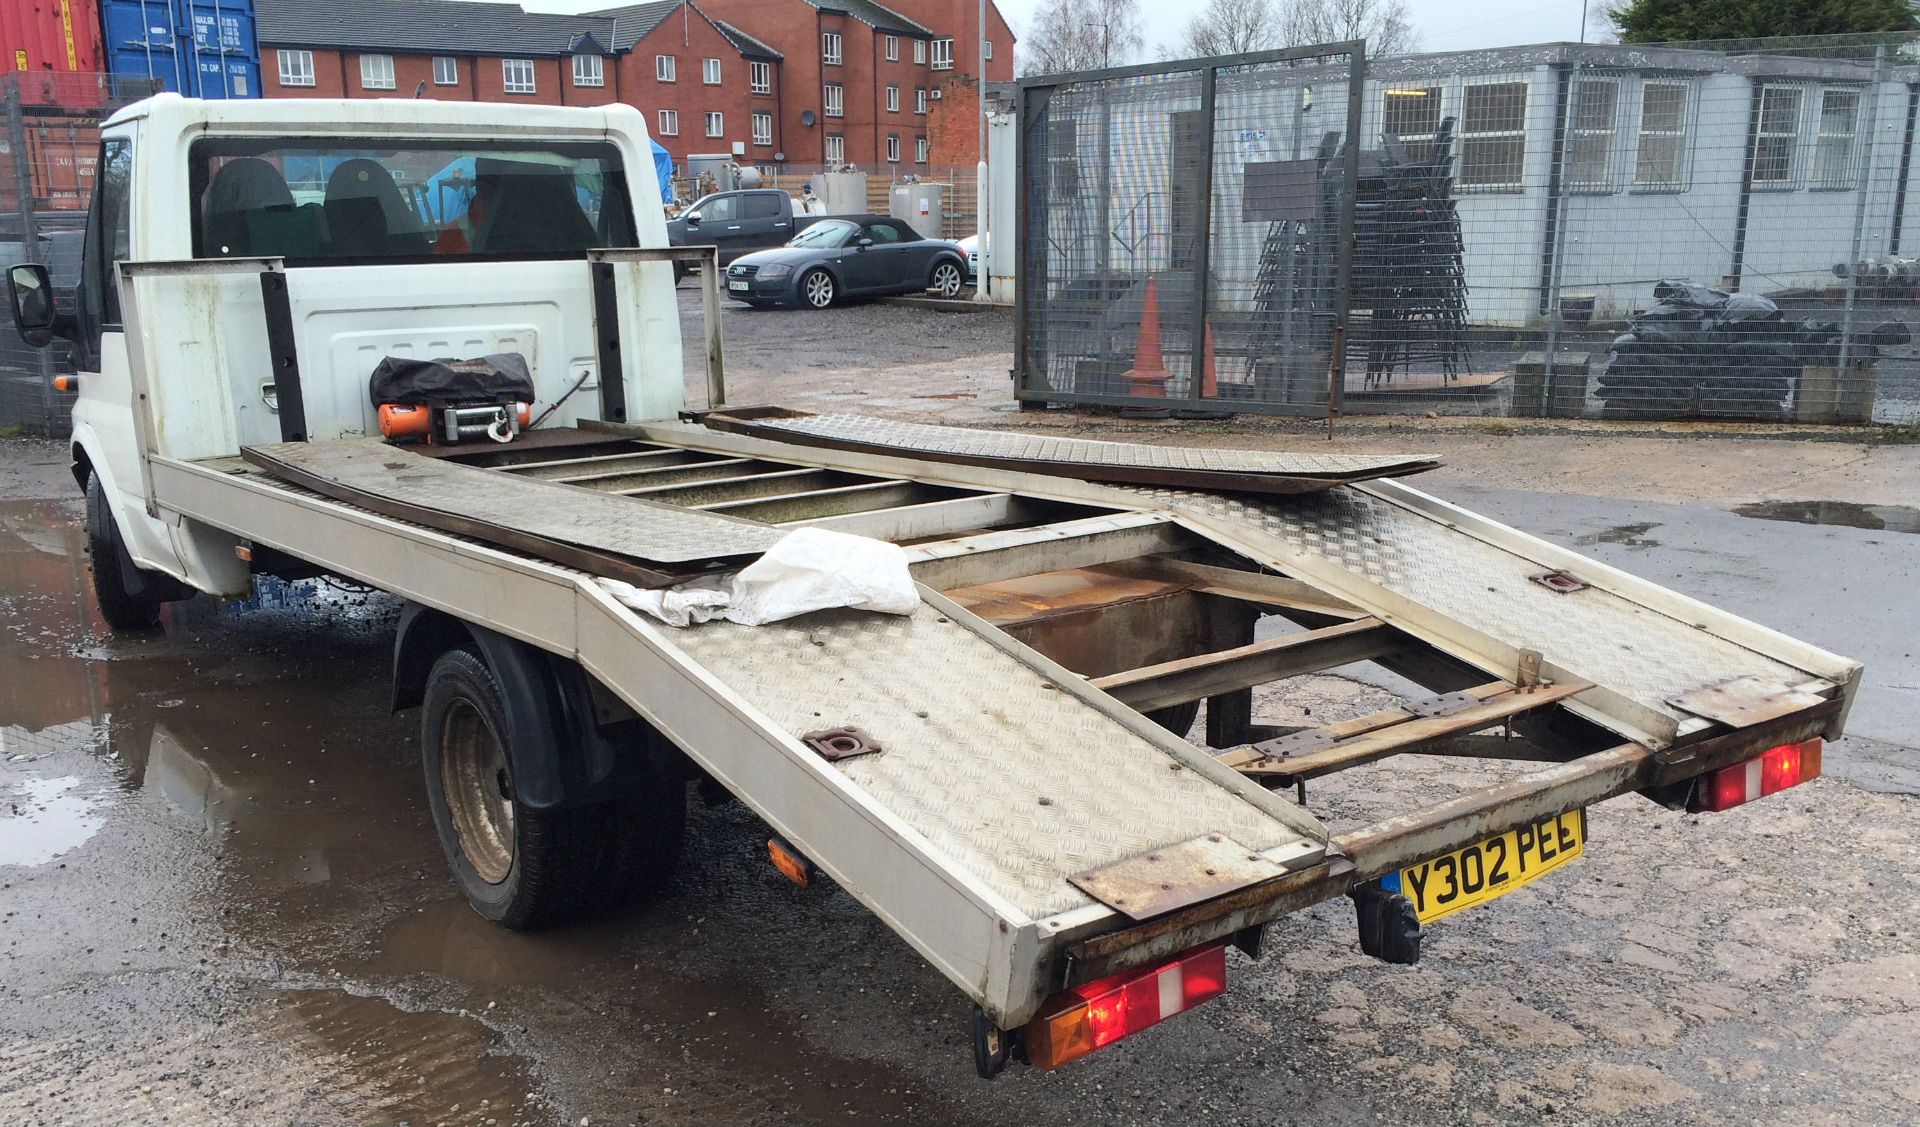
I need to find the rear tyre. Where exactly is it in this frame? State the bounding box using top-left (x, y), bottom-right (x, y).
top-left (86, 474), bottom-right (169, 631)
top-left (799, 268), bottom-right (836, 310)
top-left (1145, 699), bottom-right (1201, 738)
top-left (931, 260), bottom-right (964, 298)
top-left (422, 648), bottom-right (593, 929)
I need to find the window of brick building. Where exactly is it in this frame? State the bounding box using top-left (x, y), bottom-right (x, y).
top-left (278, 49), bottom-right (315, 87)
top-left (885, 35), bottom-right (899, 61)
top-left (886, 84), bottom-right (899, 112)
top-left (573, 54), bottom-right (604, 87)
top-left (914, 39), bottom-right (925, 64)
top-left (886, 134), bottom-right (900, 163)
top-left (826, 134), bottom-right (845, 164)
top-left (750, 61), bottom-right (771, 94)
top-left (706, 111), bottom-right (724, 137)
top-left (433, 56), bottom-right (458, 85)
top-left (823, 31), bottom-right (842, 65)
top-left (656, 54), bottom-right (676, 82)
top-left (658, 108), bottom-right (679, 135)
top-left (915, 135), bottom-right (928, 163)
top-left (359, 54), bottom-right (395, 90)
top-left (825, 83), bottom-right (844, 117)
top-left (932, 38), bottom-right (953, 70)
top-left (752, 111), bottom-right (772, 145)
top-left (703, 58), bottom-right (722, 85)
top-left (915, 86), bottom-right (927, 114)
top-left (502, 58), bottom-right (537, 94)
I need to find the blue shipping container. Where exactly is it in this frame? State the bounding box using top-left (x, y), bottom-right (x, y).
top-left (100, 0), bottom-right (260, 99)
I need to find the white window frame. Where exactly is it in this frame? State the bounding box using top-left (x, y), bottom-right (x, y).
top-left (433, 55), bottom-right (459, 86)
top-left (915, 86), bottom-right (927, 114)
top-left (705, 111), bottom-right (725, 138)
top-left (752, 111), bottom-right (773, 146)
top-left (1752, 84), bottom-right (1804, 189)
top-left (1380, 85), bottom-right (1441, 161)
top-left (1813, 87), bottom-right (1863, 189)
top-left (886, 84), bottom-right (900, 113)
top-left (915, 135), bottom-right (929, 163)
top-left (823, 31), bottom-right (843, 66)
top-left (914, 39), bottom-right (926, 64)
top-left (573, 53), bottom-right (604, 88)
top-left (1457, 78), bottom-right (1529, 190)
top-left (824, 82), bottom-right (844, 118)
top-left (1633, 79), bottom-right (1690, 191)
top-left (750, 60), bottom-right (771, 94)
top-left (658, 108), bottom-right (679, 136)
top-left (985, 40), bottom-right (993, 60)
top-left (703, 57), bottom-right (722, 85)
top-left (502, 58), bottom-right (537, 95)
top-left (886, 134), bottom-right (901, 163)
top-left (826, 134), bottom-right (845, 164)
top-left (359, 53), bottom-right (395, 91)
top-left (885, 34), bottom-right (899, 61)
top-left (278, 49), bottom-right (315, 87)
top-left (1565, 75), bottom-right (1620, 193)
top-left (931, 38), bottom-right (953, 71)
top-left (656, 54), bottom-right (676, 82)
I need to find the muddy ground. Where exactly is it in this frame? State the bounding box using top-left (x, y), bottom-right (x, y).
top-left (2, 298), bottom-right (1917, 1126)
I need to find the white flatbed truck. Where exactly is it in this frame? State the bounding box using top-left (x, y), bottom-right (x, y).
top-left (6, 94), bottom-right (1861, 1076)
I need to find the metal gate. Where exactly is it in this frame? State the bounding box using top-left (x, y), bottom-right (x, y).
top-left (1014, 43), bottom-right (1365, 417)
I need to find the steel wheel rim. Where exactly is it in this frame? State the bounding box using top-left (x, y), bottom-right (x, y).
top-left (806, 272), bottom-right (833, 307)
top-left (441, 698), bottom-right (515, 885)
top-left (935, 264), bottom-right (961, 296)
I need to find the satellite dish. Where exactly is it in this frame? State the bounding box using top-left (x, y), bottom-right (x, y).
top-left (801, 110), bottom-right (817, 127)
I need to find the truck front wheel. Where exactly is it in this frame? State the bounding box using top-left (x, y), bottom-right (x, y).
top-left (86, 475), bottom-right (179, 631)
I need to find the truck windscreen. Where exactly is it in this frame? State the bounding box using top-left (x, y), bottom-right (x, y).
top-left (189, 139), bottom-right (638, 263)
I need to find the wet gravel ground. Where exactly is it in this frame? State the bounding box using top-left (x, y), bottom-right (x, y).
top-left (3, 303), bottom-right (1918, 1125)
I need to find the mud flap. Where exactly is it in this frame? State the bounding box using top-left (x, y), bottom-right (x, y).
top-left (1352, 882), bottom-right (1423, 965)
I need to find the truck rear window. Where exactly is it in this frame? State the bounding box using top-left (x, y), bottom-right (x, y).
top-left (189, 139), bottom-right (638, 263)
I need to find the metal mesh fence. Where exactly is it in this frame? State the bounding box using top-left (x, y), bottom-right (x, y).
top-left (0, 72), bottom-right (150, 437)
top-left (1015, 44), bottom-right (1364, 415)
top-left (1018, 34), bottom-right (1920, 426)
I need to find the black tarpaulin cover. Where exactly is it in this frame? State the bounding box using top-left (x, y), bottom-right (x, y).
top-left (369, 353), bottom-right (536, 407)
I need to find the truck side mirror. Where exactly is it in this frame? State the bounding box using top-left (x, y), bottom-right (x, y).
top-left (8, 263), bottom-right (55, 347)
top-left (685, 211), bottom-right (702, 227)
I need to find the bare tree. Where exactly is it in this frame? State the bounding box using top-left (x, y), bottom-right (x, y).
top-left (1180, 0), bottom-right (1282, 57)
top-left (1279, 0), bottom-right (1417, 57)
top-left (1020, 0), bottom-right (1146, 75)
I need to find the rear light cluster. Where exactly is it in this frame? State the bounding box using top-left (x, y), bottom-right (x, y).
top-left (1023, 943), bottom-right (1227, 1070)
top-left (1690, 738), bottom-right (1822, 812)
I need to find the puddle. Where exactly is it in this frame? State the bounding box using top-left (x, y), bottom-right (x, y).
top-left (1577, 521), bottom-right (1663, 548)
top-left (0, 773), bottom-right (107, 866)
top-left (1733, 499), bottom-right (1920, 534)
top-left (274, 988), bottom-right (543, 1125)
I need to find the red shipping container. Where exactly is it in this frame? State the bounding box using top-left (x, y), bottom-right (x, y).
top-left (23, 112), bottom-right (99, 209)
top-left (1, 0), bottom-right (109, 110)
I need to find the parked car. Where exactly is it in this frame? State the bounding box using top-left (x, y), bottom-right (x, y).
top-left (724, 215), bottom-right (968, 309)
top-left (665, 188), bottom-right (831, 281)
top-left (957, 232), bottom-right (986, 284)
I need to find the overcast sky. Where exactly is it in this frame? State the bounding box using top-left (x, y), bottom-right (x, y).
top-left (510, 0), bottom-right (1610, 58)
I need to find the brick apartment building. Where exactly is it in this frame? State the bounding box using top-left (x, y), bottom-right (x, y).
top-left (255, 0), bottom-right (1010, 170)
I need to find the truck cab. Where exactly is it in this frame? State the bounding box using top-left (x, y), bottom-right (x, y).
top-left (8, 93), bottom-right (680, 621)
top-left (665, 187), bottom-right (820, 265)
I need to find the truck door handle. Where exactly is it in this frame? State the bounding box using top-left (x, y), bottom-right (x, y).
top-left (725, 224), bottom-right (742, 230)
top-left (260, 381), bottom-right (280, 411)
top-left (774, 221), bottom-right (789, 227)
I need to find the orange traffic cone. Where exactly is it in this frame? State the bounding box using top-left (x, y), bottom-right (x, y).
top-left (1124, 277), bottom-right (1169, 399)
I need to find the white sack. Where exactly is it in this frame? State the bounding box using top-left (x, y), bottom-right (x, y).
top-left (599, 526), bottom-right (920, 627)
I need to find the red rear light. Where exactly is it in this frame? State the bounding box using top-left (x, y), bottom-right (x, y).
top-left (1024, 943), bottom-right (1228, 1070)
top-left (1691, 738), bottom-right (1822, 812)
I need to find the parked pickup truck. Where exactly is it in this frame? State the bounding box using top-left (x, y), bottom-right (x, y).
top-left (6, 92), bottom-right (1864, 1081)
top-left (665, 188), bottom-right (829, 274)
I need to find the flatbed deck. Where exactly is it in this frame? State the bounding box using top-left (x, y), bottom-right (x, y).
top-left (162, 414), bottom-right (1858, 1031)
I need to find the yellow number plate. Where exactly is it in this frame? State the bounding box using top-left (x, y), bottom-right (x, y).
top-left (1395, 809), bottom-right (1586, 924)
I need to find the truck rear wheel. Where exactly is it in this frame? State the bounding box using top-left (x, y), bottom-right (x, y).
top-left (419, 647), bottom-right (683, 929)
top-left (86, 474), bottom-right (174, 631)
